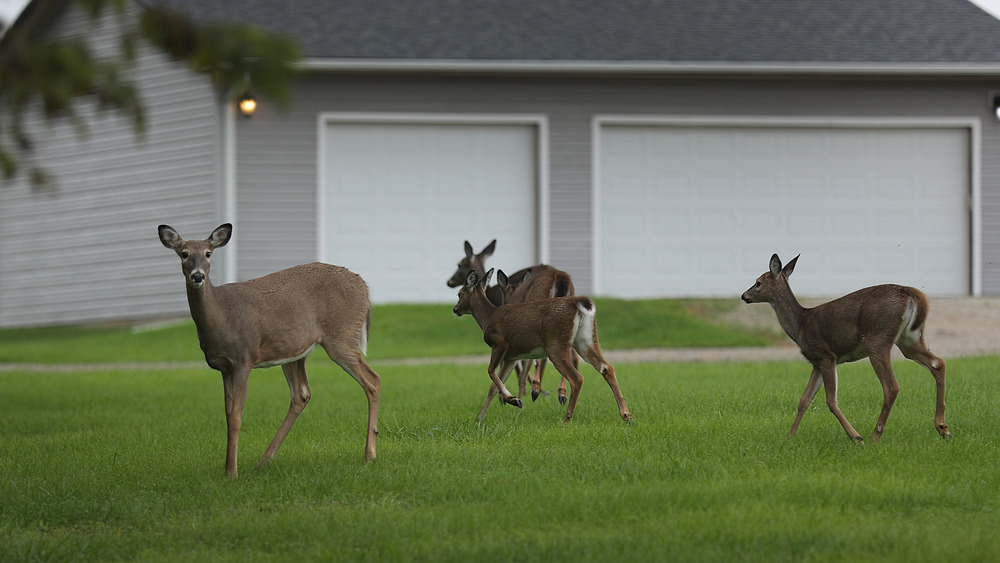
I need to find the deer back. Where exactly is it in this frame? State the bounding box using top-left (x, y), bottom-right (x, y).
top-left (506, 265), bottom-right (575, 304)
top-left (485, 295), bottom-right (592, 357)
top-left (802, 284), bottom-right (928, 360)
top-left (204, 263), bottom-right (372, 365)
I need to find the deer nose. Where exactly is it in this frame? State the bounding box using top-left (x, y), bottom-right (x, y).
top-left (191, 272), bottom-right (205, 284)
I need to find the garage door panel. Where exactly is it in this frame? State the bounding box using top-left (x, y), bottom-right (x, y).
top-left (599, 125), bottom-right (968, 297)
top-left (322, 121), bottom-right (536, 303)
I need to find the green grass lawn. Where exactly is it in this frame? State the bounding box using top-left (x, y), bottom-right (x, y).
top-left (1, 355), bottom-right (998, 562)
top-left (0, 298), bottom-right (772, 364)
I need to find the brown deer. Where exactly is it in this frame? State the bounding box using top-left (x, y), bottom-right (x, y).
top-left (742, 253), bottom-right (951, 443)
top-left (158, 223), bottom-right (380, 477)
top-left (447, 240), bottom-right (574, 410)
top-left (453, 268), bottom-right (632, 424)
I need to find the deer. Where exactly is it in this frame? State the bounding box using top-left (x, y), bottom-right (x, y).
top-left (447, 240), bottom-right (573, 414)
top-left (470, 267), bottom-right (576, 419)
top-left (741, 253), bottom-right (951, 444)
top-left (158, 223), bottom-right (380, 477)
top-left (453, 267), bottom-right (633, 424)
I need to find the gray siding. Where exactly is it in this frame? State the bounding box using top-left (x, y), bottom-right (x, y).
top-left (234, 73), bottom-right (1000, 296)
top-left (0, 4), bottom-right (219, 327)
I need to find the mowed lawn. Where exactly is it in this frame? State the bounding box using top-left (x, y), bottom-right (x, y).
top-left (1, 301), bottom-right (998, 562)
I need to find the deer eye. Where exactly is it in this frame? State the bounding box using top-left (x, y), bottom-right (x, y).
top-left (181, 250), bottom-right (190, 259)
top-left (754, 281), bottom-right (761, 288)
top-left (205, 251), bottom-right (212, 258)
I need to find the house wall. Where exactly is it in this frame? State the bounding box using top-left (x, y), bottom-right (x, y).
top-left (235, 73), bottom-right (1000, 296)
top-left (0, 4), bottom-right (220, 327)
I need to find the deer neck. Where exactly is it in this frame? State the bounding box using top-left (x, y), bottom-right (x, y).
top-left (185, 279), bottom-right (228, 334)
top-left (469, 289), bottom-right (499, 332)
top-left (768, 285), bottom-right (808, 345)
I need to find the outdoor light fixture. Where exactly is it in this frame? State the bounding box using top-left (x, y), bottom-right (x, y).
top-left (238, 91), bottom-right (257, 117)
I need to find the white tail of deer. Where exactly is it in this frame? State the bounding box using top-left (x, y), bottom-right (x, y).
top-left (453, 268), bottom-right (632, 424)
top-left (158, 223), bottom-right (380, 476)
top-left (742, 253), bottom-right (950, 443)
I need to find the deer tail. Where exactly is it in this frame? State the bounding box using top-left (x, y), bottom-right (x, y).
top-left (552, 272), bottom-right (573, 298)
top-left (897, 287), bottom-right (930, 345)
top-left (905, 287), bottom-right (931, 333)
top-left (360, 303), bottom-right (372, 356)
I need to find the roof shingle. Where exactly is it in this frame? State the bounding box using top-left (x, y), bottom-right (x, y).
top-left (158, 0), bottom-right (1000, 65)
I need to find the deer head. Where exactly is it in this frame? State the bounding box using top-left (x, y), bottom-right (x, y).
top-left (742, 253), bottom-right (799, 304)
top-left (453, 268), bottom-right (500, 316)
top-left (447, 239), bottom-right (496, 288)
top-left (158, 223), bottom-right (232, 288)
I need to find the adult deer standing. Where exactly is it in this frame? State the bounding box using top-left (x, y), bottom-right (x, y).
top-left (447, 240), bottom-right (573, 414)
top-left (742, 253), bottom-right (950, 443)
top-left (158, 223), bottom-right (380, 476)
top-left (453, 268), bottom-right (632, 424)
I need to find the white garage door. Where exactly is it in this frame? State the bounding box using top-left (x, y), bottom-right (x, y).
top-left (597, 124), bottom-right (970, 298)
top-left (320, 119), bottom-right (539, 303)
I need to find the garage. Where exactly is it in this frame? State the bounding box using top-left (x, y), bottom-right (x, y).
top-left (595, 119), bottom-right (972, 298)
top-left (318, 115), bottom-right (544, 303)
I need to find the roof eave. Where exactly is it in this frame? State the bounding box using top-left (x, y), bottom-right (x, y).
top-left (298, 58), bottom-right (1000, 77)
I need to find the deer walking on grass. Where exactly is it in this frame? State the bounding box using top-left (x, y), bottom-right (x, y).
top-left (453, 268), bottom-right (632, 424)
top-left (742, 253), bottom-right (951, 443)
top-left (158, 223), bottom-right (380, 476)
top-left (447, 240), bottom-right (573, 416)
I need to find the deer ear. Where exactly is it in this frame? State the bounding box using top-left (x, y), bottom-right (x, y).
top-left (208, 224), bottom-right (232, 248)
top-left (481, 239), bottom-right (497, 258)
top-left (463, 241), bottom-right (474, 259)
top-left (482, 268), bottom-right (494, 288)
top-left (783, 254), bottom-right (800, 277)
top-left (497, 269), bottom-right (508, 291)
top-left (158, 225), bottom-right (182, 249)
top-left (464, 270), bottom-right (479, 289)
top-left (769, 254), bottom-right (783, 278)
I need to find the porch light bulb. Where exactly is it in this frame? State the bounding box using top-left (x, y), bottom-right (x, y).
top-left (994, 96), bottom-right (1000, 121)
top-left (238, 93), bottom-right (257, 117)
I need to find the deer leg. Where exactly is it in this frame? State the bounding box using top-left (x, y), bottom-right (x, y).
top-left (577, 344), bottom-right (632, 423)
top-left (549, 350), bottom-right (584, 424)
top-left (221, 366), bottom-right (250, 477)
top-left (868, 349), bottom-right (900, 443)
top-left (530, 360), bottom-right (545, 402)
top-left (559, 353), bottom-right (580, 406)
top-left (476, 363), bottom-right (517, 421)
top-left (790, 367), bottom-right (823, 437)
top-left (899, 339), bottom-right (951, 438)
top-left (332, 352), bottom-right (381, 463)
top-left (516, 361), bottom-right (530, 399)
top-left (486, 347), bottom-right (523, 410)
top-left (258, 358), bottom-right (312, 469)
top-left (819, 361), bottom-right (863, 443)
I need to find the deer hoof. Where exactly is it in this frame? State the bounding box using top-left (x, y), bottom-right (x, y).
top-left (558, 394), bottom-right (567, 406)
top-left (531, 389), bottom-right (540, 402)
top-left (508, 397), bottom-right (523, 409)
top-left (853, 435), bottom-right (865, 445)
top-left (622, 412), bottom-right (634, 424)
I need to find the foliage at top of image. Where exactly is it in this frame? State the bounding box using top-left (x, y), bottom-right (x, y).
top-left (0, 0), bottom-right (300, 186)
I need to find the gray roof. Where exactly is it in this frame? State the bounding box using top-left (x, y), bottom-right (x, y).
top-left (158, 0), bottom-right (1000, 68)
